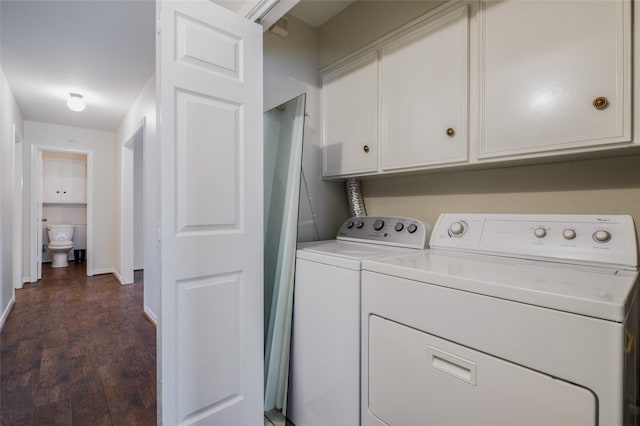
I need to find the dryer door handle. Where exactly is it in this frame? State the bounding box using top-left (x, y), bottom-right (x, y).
top-left (428, 345), bottom-right (477, 386)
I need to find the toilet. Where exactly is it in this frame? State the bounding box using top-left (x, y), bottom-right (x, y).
top-left (47, 225), bottom-right (75, 268)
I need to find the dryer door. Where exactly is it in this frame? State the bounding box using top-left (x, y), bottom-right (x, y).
top-left (367, 315), bottom-right (596, 426)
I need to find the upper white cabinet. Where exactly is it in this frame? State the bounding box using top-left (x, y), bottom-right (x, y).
top-left (323, 51), bottom-right (378, 177)
top-left (43, 155), bottom-right (86, 204)
top-left (320, 0), bottom-right (634, 178)
top-left (478, 0), bottom-right (631, 159)
top-left (380, 4), bottom-right (469, 170)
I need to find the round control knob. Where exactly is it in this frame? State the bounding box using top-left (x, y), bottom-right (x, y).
top-left (373, 219), bottom-right (385, 231)
top-left (356, 221), bottom-right (364, 229)
top-left (562, 229), bottom-right (576, 240)
top-left (593, 230), bottom-right (611, 243)
top-left (346, 221), bottom-right (354, 229)
top-left (394, 223), bottom-right (404, 232)
top-left (407, 223), bottom-right (418, 234)
top-left (449, 221), bottom-right (465, 236)
top-left (534, 227), bottom-right (547, 238)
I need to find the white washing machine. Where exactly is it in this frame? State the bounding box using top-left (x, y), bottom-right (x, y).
top-left (361, 213), bottom-right (640, 426)
top-left (288, 216), bottom-right (431, 426)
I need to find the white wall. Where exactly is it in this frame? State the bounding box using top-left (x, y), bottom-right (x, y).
top-left (115, 73), bottom-right (159, 323)
top-left (264, 15), bottom-right (349, 241)
top-left (0, 69), bottom-right (23, 330)
top-left (23, 121), bottom-right (115, 274)
top-left (0, 66), bottom-right (24, 326)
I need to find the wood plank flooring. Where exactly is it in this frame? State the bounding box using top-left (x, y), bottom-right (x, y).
top-left (1, 263), bottom-right (156, 425)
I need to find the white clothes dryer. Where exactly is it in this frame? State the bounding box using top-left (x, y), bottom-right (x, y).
top-left (361, 214), bottom-right (639, 426)
top-left (288, 216), bottom-right (430, 426)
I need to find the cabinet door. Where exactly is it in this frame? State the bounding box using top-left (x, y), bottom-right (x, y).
top-left (479, 0), bottom-right (631, 158)
top-left (323, 51), bottom-right (378, 177)
top-left (61, 157), bottom-right (86, 203)
top-left (42, 157), bottom-right (62, 203)
top-left (380, 5), bottom-right (469, 170)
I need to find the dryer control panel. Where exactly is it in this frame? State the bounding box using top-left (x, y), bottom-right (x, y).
top-left (337, 216), bottom-right (430, 249)
top-left (430, 213), bottom-right (638, 270)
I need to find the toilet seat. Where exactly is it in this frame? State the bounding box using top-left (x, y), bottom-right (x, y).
top-left (49, 240), bottom-right (73, 249)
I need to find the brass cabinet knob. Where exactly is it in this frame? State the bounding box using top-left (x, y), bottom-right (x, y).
top-left (593, 97), bottom-right (609, 110)
top-left (446, 128), bottom-right (455, 137)
top-left (363, 145), bottom-right (370, 153)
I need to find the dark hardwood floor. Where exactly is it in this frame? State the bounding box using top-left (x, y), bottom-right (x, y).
top-left (1, 262), bottom-right (156, 425)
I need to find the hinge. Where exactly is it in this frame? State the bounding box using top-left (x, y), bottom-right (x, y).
top-left (157, 222), bottom-right (161, 242)
top-left (156, 17), bottom-right (161, 34)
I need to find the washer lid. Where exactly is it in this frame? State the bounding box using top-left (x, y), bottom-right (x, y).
top-left (363, 250), bottom-right (639, 322)
top-left (297, 240), bottom-right (418, 270)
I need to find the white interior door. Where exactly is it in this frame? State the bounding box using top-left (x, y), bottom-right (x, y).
top-left (158, 1), bottom-right (263, 425)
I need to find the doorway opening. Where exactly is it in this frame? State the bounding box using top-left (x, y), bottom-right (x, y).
top-left (29, 146), bottom-right (94, 281)
top-left (121, 118), bottom-right (145, 285)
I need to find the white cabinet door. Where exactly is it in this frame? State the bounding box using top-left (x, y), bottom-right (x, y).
top-left (61, 157), bottom-right (86, 203)
top-left (323, 51), bottom-right (378, 177)
top-left (42, 156), bottom-right (86, 204)
top-left (42, 157), bottom-right (62, 203)
top-left (479, 0), bottom-right (631, 158)
top-left (380, 4), bottom-right (469, 170)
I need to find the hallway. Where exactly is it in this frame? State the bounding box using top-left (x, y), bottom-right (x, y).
top-left (1, 263), bottom-right (156, 425)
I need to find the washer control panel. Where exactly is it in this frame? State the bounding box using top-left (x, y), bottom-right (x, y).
top-left (430, 213), bottom-right (637, 269)
top-left (337, 216), bottom-right (430, 249)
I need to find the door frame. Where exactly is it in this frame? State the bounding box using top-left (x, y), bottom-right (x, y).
top-left (29, 145), bottom-right (94, 280)
top-left (12, 124), bottom-right (24, 289)
top-left (120, 118), bottom-right (146, 285)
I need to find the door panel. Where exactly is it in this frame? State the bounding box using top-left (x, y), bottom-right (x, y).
top-left (158, 1), bottom-right (263, 424)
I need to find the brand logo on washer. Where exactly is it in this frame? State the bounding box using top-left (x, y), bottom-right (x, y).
top-left (597, 218), bottom-right (611, 222)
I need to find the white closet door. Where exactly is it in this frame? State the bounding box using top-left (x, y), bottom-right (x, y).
top-left (158, 1), bottom-right (263, 425)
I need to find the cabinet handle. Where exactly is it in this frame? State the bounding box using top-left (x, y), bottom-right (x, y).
top-left (593, 97), bottom-right (609, 110)
top-left (446, 128), bottom-right (455, 137)
top-left (363, 145), bottom-right (370, 153)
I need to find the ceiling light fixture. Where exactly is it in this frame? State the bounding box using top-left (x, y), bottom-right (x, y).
top-left (67, 93), bottom-right (86, 112)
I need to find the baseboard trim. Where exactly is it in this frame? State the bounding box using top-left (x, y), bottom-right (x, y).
top-left (92, 267), bottom-right (116, 276)
top-left (0, 296), bottom-right (16, 331)
top-left (112, 269), bottom-right (123, 284)
top-left (143, 306), bottom-right (157, 328)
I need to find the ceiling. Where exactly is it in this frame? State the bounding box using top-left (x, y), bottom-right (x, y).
top-left (288, 0), bottom-right (355, 28)
top-left (1, 0), bottom-right (155, 132)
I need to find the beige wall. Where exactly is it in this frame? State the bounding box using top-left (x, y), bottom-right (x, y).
top-left (317, 0), bottom-right (444, 68)
top-left (264, 15), bottom-right (349, 240)
top-left (362, 155), bottom-right (640, 234)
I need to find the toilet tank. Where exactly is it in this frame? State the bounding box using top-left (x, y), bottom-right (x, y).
top-left (47, 224), bottom-right (75, 241)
